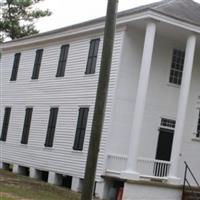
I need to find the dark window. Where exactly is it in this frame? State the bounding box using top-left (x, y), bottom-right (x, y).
top-left (161, 118), bottom-right (176, 129)
top-left (85, 39), bottom-right (100, 74)
top-left (32, 49), bottom-right (43, 79)
top-left (10, 53), bottom-right (21, 81)
top-left (197, 110), bottom-right (200, 138)
top-left (56, 45), bottom-right (69, 77)
top-left (0, 107), bottom-right (11, 141)
top-left (45, 108), bottom-right (58, 147)
top-left (73, 108), bottom-right (89, 151)
top-left (169, 49), bottom-right (185, 85)
top-left (21, 108), bottom-right (33, 144)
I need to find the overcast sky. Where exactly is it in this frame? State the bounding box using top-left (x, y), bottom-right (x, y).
top-left (35, 0), bottom-right (200, 33)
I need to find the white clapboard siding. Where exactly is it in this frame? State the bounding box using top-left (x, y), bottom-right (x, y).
top-left (0, 30), bottom-right (125, 179)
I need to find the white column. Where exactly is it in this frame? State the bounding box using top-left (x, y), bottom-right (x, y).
top-left (169, 35), bottom-right (196, 182)
top-left (121, 22), bottom-right (156, 179)
top-left (13, 164), bottom-right (20, 174)
top-left (48, 171), bottom-right (56, 184)
top-left (0, 162), bottom-right (3, 169)
top-left (71, 177), bottom-right (82, 192)
top-left (30, 167), bottom-right (38, 179)
top-left (95, 181), bottom-right (105, 199)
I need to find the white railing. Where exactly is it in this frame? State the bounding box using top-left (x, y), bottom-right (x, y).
top-left (106, 154), bottom-right (127, 174)
top-left (106, 155), bottom-right (171, 180)
top-left (137, 157), bottom-right (171, 179)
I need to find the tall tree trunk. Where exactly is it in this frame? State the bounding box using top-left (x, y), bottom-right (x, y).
top-left (81, 0), bottom-right (118, 200)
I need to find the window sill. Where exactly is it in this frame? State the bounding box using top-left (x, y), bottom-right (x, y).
top-left (167, 83), bottom-right (181, 88)
top-left (192, 137), bottom-right (200, 142)
top-left (84, 73), bottom-right (96, 77)
top-left (71, 149), bottom-right (84, 154)
top-left (30, 79), bottom-right (39, 82)
top-left (43, 147), bottom-right (55, 151)
top-left (192, 132), bottom-right (200, 142)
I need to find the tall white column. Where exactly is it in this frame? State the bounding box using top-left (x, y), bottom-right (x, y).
top-left (121, 22), bottom-right (156, 179)
top-left (169, 35), bottom-right (196, 182)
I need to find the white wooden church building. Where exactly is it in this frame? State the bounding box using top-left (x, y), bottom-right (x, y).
top-left (1, 0), bottom-right (200, 199)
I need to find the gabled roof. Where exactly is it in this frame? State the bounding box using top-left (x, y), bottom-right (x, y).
top-left (151, 0), bottom-right (200, 26)
top-left (1, 0), bottom-right (200, 46)
top-left (119, 0), bottom-right (200, 27)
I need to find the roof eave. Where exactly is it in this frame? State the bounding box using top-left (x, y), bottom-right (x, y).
top-left (1, 9), bottom-right (200, 50)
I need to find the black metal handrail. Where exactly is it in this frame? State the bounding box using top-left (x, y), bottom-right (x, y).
top-left (182, 161), bottom-right (200, 200)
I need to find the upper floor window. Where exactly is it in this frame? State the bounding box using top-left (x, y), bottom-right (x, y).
top-left (32, 49), bottom-right (43, 79)
top-left (169, 49), bottom-right (185, 85)
top-left (21, 108), bottom-right (33, 144)
top-left (56, 44), bottom-right (69, 77)
top-left (10, 53), bottom-right (21, 81)
top-left (73, 107), bottom-right (89, 151)
top-left (0, 107), bottom-right (11, 142)
top-left (196, 110), bottom-right (200, 138)
top-left (85, 38), bottom-right (100, 74)
top-left (45, 107), bottom-right (59, 147)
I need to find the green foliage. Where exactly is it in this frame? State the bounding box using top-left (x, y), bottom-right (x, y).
top-left (0, 0), bottom-right (52, 41)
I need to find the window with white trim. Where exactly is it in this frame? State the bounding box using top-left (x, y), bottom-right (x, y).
top-left (169, 49), bottom-right (185, 85)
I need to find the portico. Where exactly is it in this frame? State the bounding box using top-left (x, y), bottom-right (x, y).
top-left (106, 18), bottom-right (198, 184)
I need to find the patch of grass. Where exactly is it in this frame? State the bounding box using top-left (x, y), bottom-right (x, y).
top-left (0, 169), bottom-right (81, 200)
top-left (1, 197), bottom-right (16, 200)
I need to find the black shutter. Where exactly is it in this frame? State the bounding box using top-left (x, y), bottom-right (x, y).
top-left (73, 108), bottom-right (84, 150)
top-left (32, 49), bottom-right (43, 79)
top-left (73, 108), bottom-right (89, 151)
top-left (10, 53), bottom-right (21, 81)
top-left (45, 108), bottom-right (58, 147)
top-left (0, 107), bottom-right (11, 141)
top-left (85, 39), bottom-right (100, 74)
top-left (21, 108), bottom-right (33, 144)
top-left (197, 111), bottom-right (200, 137)
top-left (56, 45), bottom-right (69, 77)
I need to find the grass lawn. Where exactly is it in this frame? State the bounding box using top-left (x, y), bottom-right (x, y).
top-left (0, 169), bottom-right (82, 200)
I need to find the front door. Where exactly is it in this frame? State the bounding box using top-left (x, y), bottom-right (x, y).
top-left (155, 128), bottom-right (174, 161)
top-left (154, 128), bottom-right (174, 177)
